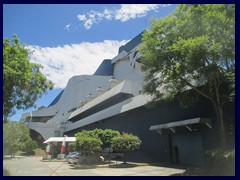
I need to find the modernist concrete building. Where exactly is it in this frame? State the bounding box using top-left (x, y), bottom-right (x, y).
top-left (20, 32), bottom-right (235, 166)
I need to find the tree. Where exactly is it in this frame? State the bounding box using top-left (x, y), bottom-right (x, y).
top-left (95, 128), bottom-right (120, 148)
top-left (77, 129), bottom-right (120, 148)
top-left (22, 139), bottom-right (38, 154)
top-left (3, 34), bottom-right (54, 121)
top-left (75, 133), bottom-right (102, 154)
top-left (94, 129), bottom-right (120, 162)
top-left (139, 4), bottom-right (235, 149)
top-left (111, 133), bottom-right (142, 163)
top-left (3, 121), bottom-right (37, 157)
top-left (78, 129), bottom-right (99, 139)
top-left (68, 142), bottom-right (76, 152)
top-left (75, 129), bottom-right (120, 163)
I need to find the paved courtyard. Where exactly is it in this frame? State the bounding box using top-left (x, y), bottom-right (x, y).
top-left (3, 156), bottom-right (186, 176)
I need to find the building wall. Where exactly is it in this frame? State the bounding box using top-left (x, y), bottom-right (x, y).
top-left (113, 56), bottom-right (145, 82)
top-left (20, 31), bottom-right (235, 167)
top-left (171, 132), bottom-right (205, 166)
top-left (112, 44), bottom-right (145, 82)
top-left (49, 75), bottom-right (112, 124)
top-left (66, 98), bottom-right (220, 165)
top-left (65, 97), bottom-right (234, 166)
top-left (23, 75), bottom-right (112, 139)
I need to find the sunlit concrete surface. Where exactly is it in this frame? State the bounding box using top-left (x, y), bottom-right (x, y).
top-left (3, 156), bottom-right (186, 176)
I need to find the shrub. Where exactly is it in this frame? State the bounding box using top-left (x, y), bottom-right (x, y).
top-left (96, 129), bottom-right (120, 148)
top-left (111, 133), bottom-right (142, 152)
top-left (75, 135), bottom-right (102, 154)
top-left (68, 142), bottom-right (76, 152)
top-left (111, 133), bottom-right (142, 163)
top-left (75, 129), bottom-right (121, 151)
top-left (22, 139), bottom-right (38, 154)
top-left (74, 129), bottom-right (142, 164)
top-left (205, 148), bottom-right (235, 175)
top-left (205, 148), bottom-right (235, 162)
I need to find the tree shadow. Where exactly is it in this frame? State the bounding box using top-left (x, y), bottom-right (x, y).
top-left (108, 163), bottom-right (138, 168)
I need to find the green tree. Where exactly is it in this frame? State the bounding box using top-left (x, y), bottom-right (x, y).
top-left (75, 133), bottom-right (102, 154)
top-left (75, 129), bottom-right (120, 163)
top-left (95, 129), bottom-right (120, 162)
top-left (139, 4), bottom-right (235, 149)
top-left (79, 129), bottom-right (99, 139)
top-left (95, 128), bottom-right (120, 148)
top-left (3, 34), bottom-right (54, 121)
top-left (68, 142), bottom-right (76, 152)
top-left (78, 129), bottom-right (120, 148)
top-left (3, 121), bottom-right (35, 157)
top-left (111, 133), bottom-right (142, 163)
top-left (22, 139), bottom-right (38, 154)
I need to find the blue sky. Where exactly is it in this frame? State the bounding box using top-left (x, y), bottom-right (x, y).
top-left (3, 4), bottom-right (178, 121)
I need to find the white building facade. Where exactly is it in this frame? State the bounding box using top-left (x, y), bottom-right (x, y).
top-left (20, 32), bottom-right (235, 166)
top-left (20, 32), bottom-right (148, 141)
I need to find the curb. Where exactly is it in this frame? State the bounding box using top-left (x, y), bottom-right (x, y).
top-left (41, 160), bottom-right (66, 162)
top-left (74, 163), bottom-right (150, 169)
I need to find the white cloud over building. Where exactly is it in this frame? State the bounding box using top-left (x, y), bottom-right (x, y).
top-left (29, 40), bottom-right (129, 88)
top-left (75, 4), bottom-right (171, 29)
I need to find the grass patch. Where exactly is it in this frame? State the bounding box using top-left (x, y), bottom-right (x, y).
top-left (34, 148), bottom-right (45, 155)
top-left (15, 148), bottom-right (44, 156)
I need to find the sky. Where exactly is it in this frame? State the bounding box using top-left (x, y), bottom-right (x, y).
top-left (3, 4), bottom-right (178, 121)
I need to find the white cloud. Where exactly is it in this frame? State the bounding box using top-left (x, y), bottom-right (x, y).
top-left (77, 4), bottom-right (171, 29)
top-left (29, 40), bottom-right (128, 88)
top-left (115, 4), bottom-right (159, 22)
top-left (64, 23), bottom-right (72, 31)
top-left (77, 14), bottom-right (87, 21)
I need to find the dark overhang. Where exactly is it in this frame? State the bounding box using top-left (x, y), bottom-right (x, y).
top-left (149, 117), bottom-right (212, 134)
top-left (68, 80), bottom-right (139, 122)
top-left (68, 93), bottom-right (133, 122)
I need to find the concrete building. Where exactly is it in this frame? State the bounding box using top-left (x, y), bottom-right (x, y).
top-left (20, 32), bottom-right (235, 166)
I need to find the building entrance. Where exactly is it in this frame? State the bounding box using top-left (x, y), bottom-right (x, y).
top-left (170, 132), bottom-right (205, 166)
top-left (173, 146), bottom-right (179, 164)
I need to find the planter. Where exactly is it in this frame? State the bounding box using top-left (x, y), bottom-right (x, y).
top-left (57, 154), bottom-right (66, 160)
top-left (42, 154), bottom-right (51, 160)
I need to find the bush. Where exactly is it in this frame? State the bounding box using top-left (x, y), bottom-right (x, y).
top-left (34, 148), bottom-right (45, 155)
top-left (96, 129), bottom-right (120, 148)
top-left (205, 148), bottom-right (235, 175)
top-left (205, 148), bottom-right (235, 162)
top-left (75, 129), bottom-right (121, 154)
top-left (68, 142), bottom-right (76, 152)
top-left (22, 139), bottom-right (38, 154)
top-left (75, 135), bottom-right (102, 154)
top-left (111, 133), bottom-right (142, 163)
top-left (75, 129), bottom-right (142, 164)
top-left (111, 133), bottom-right (142, 152)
